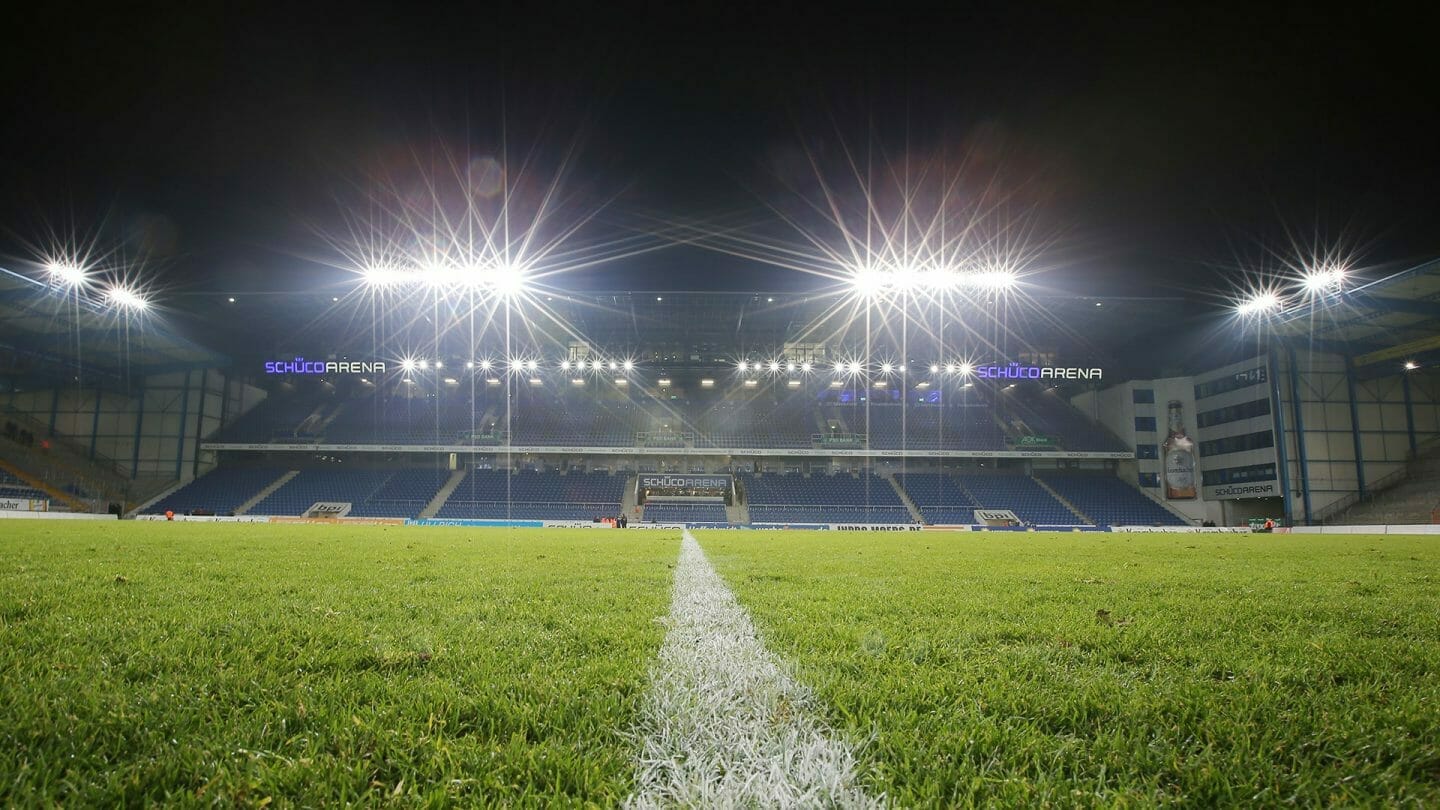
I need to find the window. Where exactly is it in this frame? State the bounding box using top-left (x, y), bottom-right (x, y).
top-left (1195, 366), bottom-right (1268, 400)
top-left (1132, 388), bottom-right (1155, 404)
top-left (1201, 463), bottom-right (1277, 487)
top-left (1136, 444), bottom-right (1159, 459)
top-left (1134, 416), bottom-right (1157, 432)
top-left (1199, 430), bottom-right (1274, 457)
top-left (1138, 472), bottom-right (1160, 488)
top-left (1197, 398), bottom-right (1271, 428)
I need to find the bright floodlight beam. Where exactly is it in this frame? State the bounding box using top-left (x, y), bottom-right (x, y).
top-left (106, 285), bottom-right (149, 311)
top-left (47, 261), bottom-right (89, 287)
top-left (1236, 291), bottom-right (1283, 317)
top-left (1302, 266), bottom-right (1346, 293)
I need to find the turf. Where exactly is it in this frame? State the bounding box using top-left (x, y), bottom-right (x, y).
top-left (699, 530), bottom-right (1440, 806)
top-left (0, 522), bottom-right (678, 806)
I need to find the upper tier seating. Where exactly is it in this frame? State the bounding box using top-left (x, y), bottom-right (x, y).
top-left (215, 395), bottom-right (330, 443)
top-left (143, 467), bottom-right (286, 515)
top-left (1005, 388), bottom-right (1129, 453)
top-left (249, 469), bottom-right (394, 516)
top-left (1035, 471), bottom-right (1186, 526)
top-left (893, 472), bottom-right (980, 525)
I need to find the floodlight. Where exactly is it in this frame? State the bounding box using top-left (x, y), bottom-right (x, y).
top-left (466, 361), bottom-right (475, 369)
top-left (1302, 266), bottom-right (1346, 293)
top-left (769, 361), bottom-right (780, 372)
top-left (443, 377), bottom-right (458, 385)
top-left (46, 261), bottom-right (89, 286)
top-left (562, 360), bottom-right (572, 370)
top-left (945, 364), bottom-right (956, 374)
top-left (898, 365), bottom-right (906, 372)
top-left (801, 362), bottom-right (812, 372)
top-left (786, 363), bottom-right (795, 372)
top-left (591, 359), bottom-right (602, 371)
top-left (700, 378), bottom-right (715, 388)
top-left (1404, 361), bottom-right (1419, 371)
top-left (972, 270), bottom-right (1017, 290)
top-left (743, 379), bottom-right (758, 388)
top-left (930, 364), bottom-right (939, 373)
top-left (485, 377), bottom-right (500, 385)
top-left (737, 360), bottom-right (748, 371)
top-left (658, 378), bottom-right (671, 387)
top-left (608, 360), bottom-right (618, 371)
top-left (959, 362), bottom-right (974, 376)
top-left (401, 358), bottom-right (417, 372)
top-left (874, 380), bottom-right (887, 389)
top-left (1236, 291), bottom-right (1282, 316)
top-left (105, 285), bottom-right (149, 311)
top-left (571, 378), bottom-right (585, 386)
top-left (489, 267), bottom-right (528, 298)
top-left (881, 363), bottom-right (893, 374)
top-left (656, 296), bottom-right (663, 301)
top-left (434, 361), bottom-right (443, 369)
top-left (915, 381), bottom-right (931, 389)
top-left (787, 379), bottom-right (801, 388)
top-left (403, 378), bottom-right (415, 384)
top-left (227, 297), bottom-right (236, 303)
top-left (623, 360), bottom-right (634, 371)
top-left (526, 360), bottom-right (538, 372)
top-left (850, 267), bottom-right (889, 297)
top-left (615, 378), bottom-right (628, 386)
top-left (480, 360), bottom-right (492, 370)
top-left (829, 380), bottom-right (843, 388)
top-left (417, 360), bottom-right (429, 370)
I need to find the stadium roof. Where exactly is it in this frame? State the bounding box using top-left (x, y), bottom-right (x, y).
top-left (0, 268), bottom-right (230, 392)
top-left (1271, 257), bottom-right (1440, 377)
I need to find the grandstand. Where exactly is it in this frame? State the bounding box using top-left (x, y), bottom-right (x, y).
top-left (4, 264), bottom-right (1440, 530)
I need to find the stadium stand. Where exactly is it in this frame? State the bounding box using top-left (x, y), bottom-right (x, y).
top-left (215, 394), bottom-right (331, 443)
top-left (248, 468), bottom-right (394, 516)
top-left (143, 467), bottom-right (287, 515)
top-left (347, 468), bottom-right (454, 518)
top-left (641, 501), bottom-right (728, 523)
top-left (1003, 387), bottom-right (1129, 452)
top-left (740, 472), bottom-right (916, 524)
top-left (1035, 471), bottom-right (1186, 526)
top-left (893, 472), bottom-right (980, 525)
top-left (0, 470), bottom-right (49, 502)
top-left (953, 472), bottom-right (1082, 525)
top-left (435, 470), bottom-right (626, 521)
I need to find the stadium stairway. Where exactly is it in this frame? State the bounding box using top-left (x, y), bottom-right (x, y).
top-left (620, 474), bottom-right (639, 521)
top-left (235, 470), bottom-right (299, 515)
top-left (886, 475), bottom-right (926, 524)
top-left (1032, 476), bottom-right (1092, 524)
top-left (421, 469), bottom-right (468, 518)
top-left (726, 502), bottom-right (749, 524)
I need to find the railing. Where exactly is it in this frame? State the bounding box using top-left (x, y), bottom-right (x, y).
top-left (1316, 450), bottom-right (1436, 524)
top-left (636, 431), bottom-right (692, 448)
top-left (811, 433), bottom-right (867, 448)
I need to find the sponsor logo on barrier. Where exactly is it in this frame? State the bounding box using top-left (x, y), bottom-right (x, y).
top-left (832, 524), bottom-right (922, 531)
top-left (200, 442), bottom-right (1133, 461)
top-left (0, 498), bottom-right (48, 512)
top-left (135, 514), bottom-right (270, 523)
top-left (268, 516), bottom-right (404, 525)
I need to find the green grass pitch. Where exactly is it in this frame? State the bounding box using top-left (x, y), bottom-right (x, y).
top-left (0, 522), bottom-right (679, 806)
top-left (3, 521), bottom-right (1438, 805)
top-left (699, 530), bottom-right (1440, 805)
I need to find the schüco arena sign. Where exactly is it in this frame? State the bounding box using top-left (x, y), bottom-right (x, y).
top-left (265, 357), bottom-right (386, 375)
top-left (976, 362), bottom-right (1103, 381)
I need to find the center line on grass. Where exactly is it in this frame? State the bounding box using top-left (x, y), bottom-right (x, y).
top-left (627, 531), bottom-right (879, 808)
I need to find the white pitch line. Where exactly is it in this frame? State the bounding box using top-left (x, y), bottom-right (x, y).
top-left (627, 530), bottom-right (879, 809)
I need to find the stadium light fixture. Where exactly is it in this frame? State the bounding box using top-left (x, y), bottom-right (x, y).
top-left (362, 265), bottom-right (411, 287)
top-left (403, 378), bottom-right (415, 384)
top-left (615, 378), bottom-right (628, 386)
top-left (737, 360), bottom-right (748, 372)
top-left (608, 360), bottom-right (618, 371)
top-left (930, 364), bottom-right (940, 374)
top-left (480, 359), bottom-right (492, 370)
top-left (561, 360), bottom-right (571, 371)
top-left (898, 365), bottom-right (906, 373)
top-left (801, 362), bottom-right (812, 372)
top-left (526, 360), bottom-right (538, 372)
top-left (571, 378), bottom-right (585, 386)
top-left (434, 361), bottom-right (443, 369)
top-left (590, 359), bottom-right (602, 371)
top-left (417, 360), bottom-right (429, 371)
top-left (465, 361), bottom-right (475, 369)
top-left (743, 379), bottom-right (758, 388)
top-left (1302, 265), bottom-right (1346, 293)
top-left (787, 379), bottom-right (801, 388)
top-left (528, 378), bottom-right (543, 387)
top-left (700, 378), bottom-right (715, 388)
top-left (769, 361), bottom-right (780, 373)
top-left (623, 359), bottom-right (634, 371)
top-left (489, 267), bottom-right (528, 298)
top-left (485, 377), bottom-right (501, 385)
top-left (1404, 361), bottom-right (1419, 371)
top-left (915, 381), bottom-right (931, 389)
top-left (786, 362), bottom-right (795, 373)
top-left (850, 266), bottom-right (890, 298)
top-left (958, 362), bottom-right (974, 377)
top-left (105, 285), bottom-right (149, 311)
top-left (657, 378), bottom-right (671, 387)
top-left (46, 261), bottom-right (90, 287)
top-left (881, 363), bottom-right (893, 374)
top-left (227, 297), bottom-right (236, 303)
top-left (829, 380), bottom-right (844, 388)
top-left (1235, 291), bottom-right (1283, 317)
top-left (443, 377), bottom-right (458, 385)
top-left (945, 363), bottom-right (956, 374)
top-left (401, 358), bottom-right (417, 372)
top-left (972, 270), bottom-right (1018, 290)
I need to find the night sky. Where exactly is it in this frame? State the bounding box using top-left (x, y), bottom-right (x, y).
top-left (3, 2), bottom-right (1437, 302)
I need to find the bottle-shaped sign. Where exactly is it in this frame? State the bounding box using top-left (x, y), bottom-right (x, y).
top-left (1162, 400), bottom-right (1197, 499)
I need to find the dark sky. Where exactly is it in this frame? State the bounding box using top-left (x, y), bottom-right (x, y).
top-left (3, 2), bottom-right (1437, 300)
